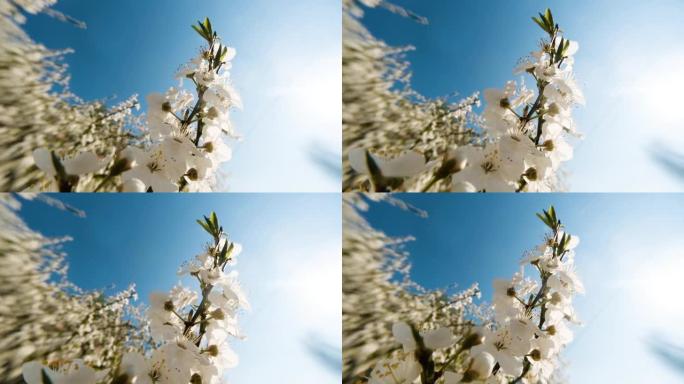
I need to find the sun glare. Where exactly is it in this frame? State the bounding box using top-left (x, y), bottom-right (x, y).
top-left (628, 251), bottom-right (684, 328)
top-left (629, 54), bottom-right (684, 128)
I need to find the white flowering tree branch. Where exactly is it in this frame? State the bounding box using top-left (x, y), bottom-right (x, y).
top-left (344, 198), bottom-right (583, 384)
top-left (0, 194), bottom-right (150, 384)
top-left (342, 194), bottom-right (484, 382)
top-left (10, 206), bottom-right (247, 384)
top-left (1, 0), bottom-right (240, 192)
top-left (344, 3), bottom-right (584, 192)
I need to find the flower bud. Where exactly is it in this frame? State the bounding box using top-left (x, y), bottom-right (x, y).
top-left (506, 287), bottom-right (516, 297)
top-left (206, 344), bottom-right (219, 357)
top-left (161, 101), bottom-right (172, 112)
top-left (463, 351), bottom-right (495, 381)
top-left (163, 300), bottom-right (174, 312)
top-left (546, 325), bottom-right (557, 336)
top-left (186, 168), bottom-right (199, 181)
top-left (499, 97), bottom-right (511, 109)
top-left (203, 142), bottom-right (214, 153)
top-left (211, 308), bottom-right (225, 320)
top-left (542, 139), bottom-right (555, 151)
top-left (207, 107), bottom-right (219, 120)
top-left (524, 167), bottom-right (538, 181)
top-left (547, 102), bottom-right (560, 116)
top-left (530, 349), bottom-right (542, 361)
top-left (190, 373), bottom-right (203, 384)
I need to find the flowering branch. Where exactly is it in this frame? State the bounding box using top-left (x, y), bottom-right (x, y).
top-left (353, 203), bottom-right (583, 384)
top-left (344, 4), bottom-right (584, 192)
top-left (19, 210), bottom-right (248, 384)
top-left (10, 7), bottom-right (241, 192)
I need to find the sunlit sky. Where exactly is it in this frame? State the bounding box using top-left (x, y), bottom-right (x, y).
top-left (363, 0), bottom-right (684, 192)
top-left (364, 193), bottom-right (684, 383)
top-left (17, 193), bottom-right (341, 383)
top-left (24, 0), bottom-right (340, 192)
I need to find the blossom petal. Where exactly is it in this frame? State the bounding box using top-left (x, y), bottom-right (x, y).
top-left (63, 152), bottom-right (107, 175)
top-left (32, 148), bottom-right (56, 177)
top-left (392, 321), bottom-right (416, 352)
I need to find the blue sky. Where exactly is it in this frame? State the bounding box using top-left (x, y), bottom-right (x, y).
top-left (16, 193), bottom-right (341, 383)
top-left (363, 0), bottom-right (684, 192)
top-left (24, 0), bottom-right (340, 192)
top-left (363, 193), bottom-right (684, 383)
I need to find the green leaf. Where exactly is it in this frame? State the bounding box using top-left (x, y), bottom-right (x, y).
top-left (558, 232), bottom-right (567, 251)
top-left (555, 38), bottom-right (564, 62)
top-left (538, 12), bottom-right (549, 28)
top-left (536, 212), bottom-right (552, 228)
top-left (210, 212), bottom-right (219, 231)
top-left (564, 234), bottom-right (572, 249)
top-left (532, 16), bottom-right (548, 33)
top-left (561, 39), bottom-right (571, 57)
top-left (544, 8), bottom-right (554, 30)
top-left (213, 44), bottom-right (223, 68)
top-left (203, 17), bottom-right (212, 36)
top-left (548, 206), bottom-right (557, 225)
top-left (203, 215), bottom-right (215, 234)
top-left (197, 219), bottom-right (213, 235)
top-left (191, 24), bottom-right (205, 39)
top-left (218, 239), bottom-right (228, 263)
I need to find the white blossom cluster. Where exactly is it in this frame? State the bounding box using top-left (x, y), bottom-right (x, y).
top-left (0, 194), bottom-right (148, 384)
top-left (0, 0), bottom-right (142, 192)
top-left (345, 197), bottom-right (583, 384)
top-left (18, 212), bottom-right (247, 384)
top-left (117, 18), bottom-right (241, 192)
top-left (343, 194), bottom-right (483, 382)
top-left (342, 0), bottom-right (480, 192)
top-left (344, 3), bottom-right (584, 192)
top-left (1, 1), bottom-right (240, 192)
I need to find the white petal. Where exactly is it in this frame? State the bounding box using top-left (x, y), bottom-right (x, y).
top-left (470, 351), bottom-right (496, 379)
top-left (21, 361), bottom-right (43, 384)
top-left (422, 327), bottom-right (455, 350)
top-left (565, 40), bottom-right (579, 56)
top-left (349, 147), bottom-right (370, 174)
top-left (452, 180), bottom-right (477, 192)
top-left (122, 178), bottom-right (147, 192)
top-left (392, 321), bottom-right (416, 352)
top-left (380, 151), bottom-right (426, 177)
top-left (63, 152), bottom-right (107, 175)
top-left (349, 148), bottom-right (426, 177)
top-left (223, 47), bottom-right (236, 62)
top-left (495, 351), bottom-right (523, 376)
top-left (32, 148), bottom-right (56, 177)
top-left (442, 371), bottom-right (463, 384)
